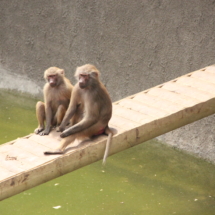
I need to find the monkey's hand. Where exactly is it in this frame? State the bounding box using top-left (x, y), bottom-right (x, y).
top-left (60, 131), bottom-right (68, 138)
top-left (56, 126), bottom-right (65, 132)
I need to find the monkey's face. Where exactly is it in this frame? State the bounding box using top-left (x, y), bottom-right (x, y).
top-left (48, 75), bottom-right (58, 87)
top-left (79, 74), bottom-right (89, 89)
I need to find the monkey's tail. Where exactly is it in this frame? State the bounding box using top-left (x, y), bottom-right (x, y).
top-left (103, 127), bottom-right (113, 165)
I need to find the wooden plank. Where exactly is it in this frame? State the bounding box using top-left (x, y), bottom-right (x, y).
top-left (162, 82), bottom-right (214, 101)
top-left (146, 87), bottom-right (199, 107)
top-left (1, 65), bottom-right (215, 201)
top-left (204, 65), bottom-right (215, 74)
top-left (0, 143), bottom-right (54, 171)
top-left (28, 131), bottom-right (61, 148)
top-left (190, 70), bottom-right (215, 84)
top-left (113, 105), bottom-right (155, 124)
top-left (0, 167), bottom-right (14, 181)
top-left (176, 76), bottom-right (215, 93)
top-left (109, 114), bottom-right (140, 130)
top-left (132, 93), bottom-right (185, 113)
top-left (117, 99), bottom-right (168, 118)
top-left (14, 139), bottom-right (52, 156)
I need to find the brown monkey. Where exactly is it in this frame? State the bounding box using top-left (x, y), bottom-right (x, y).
top-left (44, 64), bottom-right (113, 164)
top-left (34, 67), bottom-right (73, 135)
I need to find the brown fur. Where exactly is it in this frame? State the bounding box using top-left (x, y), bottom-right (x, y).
top-left (34, 67), bottom-right (73, 135)
top-left (44, 64), bottom-right (113, 164)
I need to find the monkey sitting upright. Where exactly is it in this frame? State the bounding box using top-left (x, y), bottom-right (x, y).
top-left (44, 64), bottom-right (113, 164)
top-left (34, 67), bottom-right (73, 135)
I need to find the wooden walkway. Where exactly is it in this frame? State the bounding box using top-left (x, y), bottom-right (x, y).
top-left (1, 65), bottom-right (215, 201)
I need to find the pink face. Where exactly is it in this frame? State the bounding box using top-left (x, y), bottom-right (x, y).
top-left (48, 75), bottom-right (58, 87)
top-left (79, 74), bottom-right (89, 89)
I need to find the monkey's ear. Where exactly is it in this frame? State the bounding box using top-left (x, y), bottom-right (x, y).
top-left (44, 70), bottom-right (48, 79)
top-left (58, 69), bottom-right (65, 75)
top-left (91, 71), bottom-right (99, 78)
top-left (74, 69), bottom-right (79, 80)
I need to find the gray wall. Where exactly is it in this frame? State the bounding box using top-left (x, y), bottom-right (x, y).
top-left (1, 0), bottom-right (215, 162)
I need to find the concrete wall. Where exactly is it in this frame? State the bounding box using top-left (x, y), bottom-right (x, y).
top-left (1, 0), bottom-right (215, 162)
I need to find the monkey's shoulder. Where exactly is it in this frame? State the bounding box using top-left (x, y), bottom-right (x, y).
top-left (64, 78), bottom-right (73, 89)
top-left (43, 82), bottom-right (50, 91)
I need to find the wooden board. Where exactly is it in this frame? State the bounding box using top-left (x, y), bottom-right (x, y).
top-left (1, 65), bottom-right (215, 201)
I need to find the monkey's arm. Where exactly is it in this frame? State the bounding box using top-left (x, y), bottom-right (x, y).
top-left (61, 100), bottom-right (99, 137)
top-left (58, 105), bottom-right (76, 132)
top-left (57, 89), bottom-right (79, 132)
top-left (60, 116), bottom-right (98, 138)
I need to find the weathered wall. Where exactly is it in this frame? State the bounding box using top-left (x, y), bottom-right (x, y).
top-left (1, 0), bottom-right (215, 162)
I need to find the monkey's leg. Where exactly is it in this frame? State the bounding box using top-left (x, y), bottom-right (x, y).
top-left (34, 101), bottom-right (45, 134)
top-left (44, 135), bottom-right (76, 155)
top-left (53, 105), bottom-right (66, 132)
top-left (54, 105), bottom-right (67, 126)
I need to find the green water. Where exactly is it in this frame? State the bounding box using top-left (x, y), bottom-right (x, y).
top-left (0, 90), bottom-right (215, 215)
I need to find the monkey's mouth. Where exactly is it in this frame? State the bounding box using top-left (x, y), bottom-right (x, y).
top-left (50, 83), bottom-right (56, 87)
top-left (79, 83), bottom-right (86, 89)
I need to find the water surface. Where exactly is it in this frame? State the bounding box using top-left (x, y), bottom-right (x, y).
top-left (0, 90), bottom-right (215, 215)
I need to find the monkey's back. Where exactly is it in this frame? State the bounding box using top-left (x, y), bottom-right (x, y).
top-left (94, 83), bottom-right (112, 124)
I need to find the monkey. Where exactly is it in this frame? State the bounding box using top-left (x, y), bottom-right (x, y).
top-left (34, 67), bottom-right (73, 135)
top-left (44, 64), bottom-right (113, 164)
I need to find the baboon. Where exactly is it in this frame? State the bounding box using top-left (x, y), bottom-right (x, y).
top-left (44, 64), bottom-right (113, 164)
top-left (34, 67), bottom-right (73, 135)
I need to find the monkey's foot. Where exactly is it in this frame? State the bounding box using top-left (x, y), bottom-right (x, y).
top-left (44, 150), bottom-right (64, 155)
top-left (34, 127), bottom-right (44, 134)
top-left (56, 127), bottom-right (61, 132)
top-left (39, 129), bottom-right (51, 136)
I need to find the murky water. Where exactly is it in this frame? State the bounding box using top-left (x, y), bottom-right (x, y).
top-left (0, 90), bottom-right (215, 214)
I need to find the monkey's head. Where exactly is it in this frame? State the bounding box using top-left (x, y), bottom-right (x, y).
top-left (75, 64), bottom-right (100, 89)
top-left (44, 67), bottom-right (65, 87)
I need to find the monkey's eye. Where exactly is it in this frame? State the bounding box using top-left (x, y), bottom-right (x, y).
top-left (49, 75), bottom-right (56, 78)
top-left (80, 74), bottom-right (88, 78)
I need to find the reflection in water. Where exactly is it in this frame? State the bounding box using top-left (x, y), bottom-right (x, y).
top-left (0, 90), bottom-right (215, 215)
